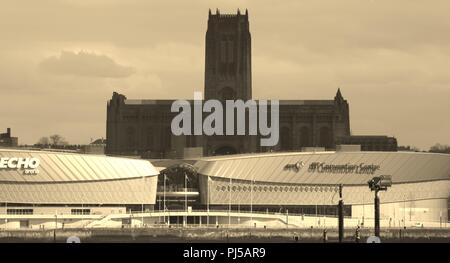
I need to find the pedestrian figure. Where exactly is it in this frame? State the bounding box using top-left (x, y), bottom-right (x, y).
top-left (355, 225), bottom-right (361, 243)
top-left (323, 229), bottom-right (328, 243)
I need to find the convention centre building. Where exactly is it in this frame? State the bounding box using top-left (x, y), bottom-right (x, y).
top-left (191, 150), bottom-right (450, 225)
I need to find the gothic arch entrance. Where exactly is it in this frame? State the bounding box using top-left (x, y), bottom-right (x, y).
top-left (280, 126), bottom-right (292, 151)
top-left (299, 126), bottom-right (311, 148)
top-left (319, 126), bottom-right (332, 148)
top-left (218, 87), bottom-right (236, 100)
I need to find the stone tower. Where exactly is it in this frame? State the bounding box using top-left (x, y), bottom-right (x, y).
top-left (204, 9), bottom-right (252, 100)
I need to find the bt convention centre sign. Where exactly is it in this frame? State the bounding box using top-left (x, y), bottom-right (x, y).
top-left (308, 162), bottom-right (380, 175)
top-left (285, 161), bottom-right (380, 175)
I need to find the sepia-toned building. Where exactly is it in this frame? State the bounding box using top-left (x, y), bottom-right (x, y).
top-left (1, 148), bottom-right (448, 228)
top-left (336, 135), bottom-right (398, 152)
top-left (0, 149), bottom-right (158, 212)
top-left (106, 10), bottom-right (352, 158)
top-left (182, 150), bottom-right (450, 224)
top-left (0, 128), bottom-right (18, 148)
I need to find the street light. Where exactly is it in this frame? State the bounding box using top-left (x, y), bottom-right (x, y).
top-left (337, 184), bottom-right (344, 243)
top-left (207, 176), bottom-right (211, 226)
top-left (185, 172), bottom-right (187, 227)
top-left (228, 178), bottom-right (232, 228)
top-left (368, 175), bottom-right (392, 237)
top-left (141, 176), bottom-right (144, 228)
top-left (163, 173), bottom-right (169, 226)
top-left (250, 178), bottom-right (253, 224)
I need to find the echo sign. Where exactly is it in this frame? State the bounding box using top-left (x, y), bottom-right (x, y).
top-left (0, 157), bottom-right (40, 175)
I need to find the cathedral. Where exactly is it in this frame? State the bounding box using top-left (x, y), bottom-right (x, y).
top-left (106, 10), bottom-right (352, 158)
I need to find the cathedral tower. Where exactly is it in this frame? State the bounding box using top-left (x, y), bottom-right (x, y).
top-left (204, 9), bottom-right (252, 100)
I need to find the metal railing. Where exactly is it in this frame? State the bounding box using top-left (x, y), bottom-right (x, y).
top-left (156, 187), bottom-right (198, 192)
top-left (128, 209), bottom-right (345, 218)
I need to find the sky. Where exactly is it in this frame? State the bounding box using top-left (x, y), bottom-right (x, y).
top-left (0, 0), bottom-right (449, 150)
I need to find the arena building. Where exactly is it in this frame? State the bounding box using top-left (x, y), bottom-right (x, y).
top-left (0, 149), bottom-right (159, 229)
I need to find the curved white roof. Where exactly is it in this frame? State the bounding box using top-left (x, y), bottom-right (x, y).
top-left (194, 151), bottom-right (450, 185)
top-left (0, 149), bottom-right (159, 182)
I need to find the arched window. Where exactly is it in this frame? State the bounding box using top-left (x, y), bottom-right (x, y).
top-left (299, 126), bottom-right (310, 148)
top-left (126, 126), bottom-right (136, 148)
top-left (319, 126), bottom-right (332, 148)
top-left (280, 126), bottom-right (292, 151)
top-left (145, 127), bottom-right (153, 150)
top-left (164, 126), bottom-right (172, 149)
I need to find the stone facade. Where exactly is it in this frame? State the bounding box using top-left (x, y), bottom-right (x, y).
top-left (0, 128), bottom-right (18, 147)
top-left (204, 9), bottom-right (252, 101)
top-left (335, 135), bottom-right (398, 152)
top-left (106, 10), bottom-right (351, 158)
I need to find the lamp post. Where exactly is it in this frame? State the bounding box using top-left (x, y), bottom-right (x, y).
top-left (163, 173), bottom-right (167, 225)
top-left (142, 176), bottom-right (144, 228)
top-left (362, 191), bottom-right (365, 227)
top-left (54, 214), bottom-right (57, 243)
top-left (338, 184), bottom-right (344, 243)
top-left (185, 172), bottom-right (187, 227)
top-left (229, 178), bottom-right (232, 228)
top-left (5, 202), bottom-right (7, 231)
top-left (250, 175), bottom-right (254, 224)
top-left (207, 176), bottom-right (210, 226)
top-left (250, 179), bottom-right (253, 223)
top-left (368, 175), bottom-right (392, 237)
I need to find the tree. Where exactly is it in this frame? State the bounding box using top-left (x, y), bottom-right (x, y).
top-left (37, 137), bottom-right (50, 145)
top-left (397, 145), bottom-right (420, 152)
top-left (49, 134), bottom-right (68, 146)
top-left (429, 143), bottom-right (450, 154)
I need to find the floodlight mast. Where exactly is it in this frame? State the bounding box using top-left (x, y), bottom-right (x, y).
top-left (338, 184), bottom-right (344, 243)
top-left (368, 175), bottom-right (392, 237)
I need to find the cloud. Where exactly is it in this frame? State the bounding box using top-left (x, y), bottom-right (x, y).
top-left (39, 51), bottom-right (135, 78)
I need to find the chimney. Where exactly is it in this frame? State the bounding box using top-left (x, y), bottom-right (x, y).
top-left (7, 128), bottom-right (11, 136)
